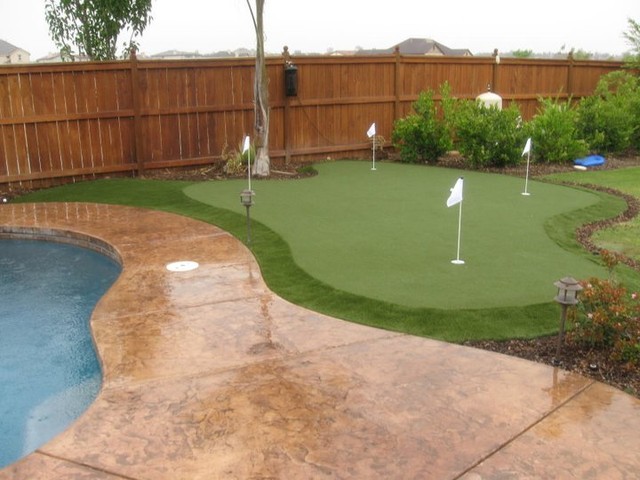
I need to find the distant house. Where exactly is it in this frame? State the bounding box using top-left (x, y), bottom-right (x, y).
top-left (150, 50), bottom-right (205, 60)
top-left (359, 38), bottom-right (472, 57)
top-left (150, 48), bottom-right (256, 60)
top-left (329, 50), bottom-right (358, 56)
top-left (37, 52), bottom-right (91, 63)
top-left (0, 39), bottom-right (30, 64)
top-left (392, 38), bottom-right (472, 56)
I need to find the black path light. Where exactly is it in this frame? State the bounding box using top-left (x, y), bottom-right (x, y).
top-left (240, 189), bottom-right (255, 244)
top-left (552, 276), bottom-right (583, 365)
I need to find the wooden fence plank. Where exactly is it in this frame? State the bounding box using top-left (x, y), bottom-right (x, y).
top-left (0, 123), bottom-right (7, 177)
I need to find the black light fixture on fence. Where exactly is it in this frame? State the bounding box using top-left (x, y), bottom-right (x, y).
top-left (284, 62), bottom-right (298, 97)
top-left (240, 189), bottom-right (255, 244)
top-left (283, 46), bottom-right (298, 97)
top-left (552, 276), bottom-right (583, 365)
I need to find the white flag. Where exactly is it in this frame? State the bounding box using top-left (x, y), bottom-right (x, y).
top-left (446, 177), bottom-right (464, 207)
top-left (242, 135), bottom-right (250, 153)
top-left (367, 123), bottom-right (376, 138)
top-left (522, 137), bottom-right (531, 156)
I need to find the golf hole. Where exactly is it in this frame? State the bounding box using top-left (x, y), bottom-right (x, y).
top-left (166, 261), bottom-right (199, 272)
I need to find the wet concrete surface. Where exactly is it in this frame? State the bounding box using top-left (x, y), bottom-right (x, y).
top-left (1, 202), bottom-right (639, 479)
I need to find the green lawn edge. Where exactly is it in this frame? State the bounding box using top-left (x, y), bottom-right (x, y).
top-left (542, 181), bottom-right (639, 289)
top-left (12, 175), bottom-right (634, 343)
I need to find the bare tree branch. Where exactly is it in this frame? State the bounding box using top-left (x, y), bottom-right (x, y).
top-left (245, 0), bottom-right (258, 33)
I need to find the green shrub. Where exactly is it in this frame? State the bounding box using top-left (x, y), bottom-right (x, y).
top-left (569, 250), bottom-right (640, 367)
top-left (453, 101), bottom-right (526, 168)
top-left (296, 164), bottom-right (317, 176)
top-left (392, 87), bottom-right (452, 164)
top-left (222, 140), bottom-right (254, 175)
top-left (527, 97), bottom-right (588, 163)
top-left (576, 71), bottom-right (640, 154)
top-left (570, 276), bottom-right (640, 366)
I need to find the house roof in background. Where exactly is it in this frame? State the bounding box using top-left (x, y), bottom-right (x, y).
top-left (358, 38), bottom-right (472, 56)
top-left (0, 39), bottom-right (27, 56)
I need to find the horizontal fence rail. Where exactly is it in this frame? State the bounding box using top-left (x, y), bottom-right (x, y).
top-left (0, 50), bottom-right (624, 189)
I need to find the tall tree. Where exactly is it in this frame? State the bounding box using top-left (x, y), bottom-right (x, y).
top-left (246, 0), bottom-right (270, 176)
top-left (623, 17), bottom-right (640, 70)
top-left (511, 49), bottom-right (533, 58)
top-left (45, 0), bottom-right (153, 61)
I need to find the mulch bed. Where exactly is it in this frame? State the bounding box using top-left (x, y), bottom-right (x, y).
top-left (463, 336), bottom-right (639, 398)
top-left (138, 160), bottom-right (315, 182)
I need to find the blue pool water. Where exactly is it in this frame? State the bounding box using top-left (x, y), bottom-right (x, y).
top-left (0, 239), bottom-right (121, 468)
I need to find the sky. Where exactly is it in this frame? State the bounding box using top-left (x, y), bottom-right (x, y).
top-left (1, 1), bottom-right (639, 60)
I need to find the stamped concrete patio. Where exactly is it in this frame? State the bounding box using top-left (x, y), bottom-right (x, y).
top-left (1, 202), bottom-right (639, 479)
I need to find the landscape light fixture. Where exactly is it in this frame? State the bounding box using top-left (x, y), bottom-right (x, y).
top-left (240, 189), bottom-right (255, 244)
top-left (552, 276), bottom-right (583, 365)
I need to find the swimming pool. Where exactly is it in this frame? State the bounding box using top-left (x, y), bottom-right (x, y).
top-left (0, 239), bottom-right (121, 468)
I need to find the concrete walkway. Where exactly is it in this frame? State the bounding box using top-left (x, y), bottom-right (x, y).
top-left (1, 202), bottom-right (639, 479)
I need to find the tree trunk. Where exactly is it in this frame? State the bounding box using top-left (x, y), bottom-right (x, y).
top-left (252, 0), bottom-right (270, 177)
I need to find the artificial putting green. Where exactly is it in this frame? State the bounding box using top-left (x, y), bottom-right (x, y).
top-left (185, 160), bottom-right (609, 310)
top-left (14, 161), bottom-right (632, 341)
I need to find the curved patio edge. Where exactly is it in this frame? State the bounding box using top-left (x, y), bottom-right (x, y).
top-left (1, 202), bottom-right (638, 479)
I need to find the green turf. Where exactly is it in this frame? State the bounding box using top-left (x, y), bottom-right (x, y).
top-left (185, 161), bottom-right (609, 309)
top-left (546, 167), bottom-right (640, 196)
top-left (12, 161), bottom-right (635, 342)
top-left (546, 167), bottom-right (640, 262)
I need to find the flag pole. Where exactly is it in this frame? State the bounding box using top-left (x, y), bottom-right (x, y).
top-left (248, 149), bottom-right (252, 191)
top-left (522, 138), bottom-right (531, 196)
top-left (367, 122), bottom-right (376, 170)
top-left (371, 135), bottom-right (376, 171)
top-left (452, 200), bottom-right (464, 264)
top-left (446, 176), bottom-right (464, 265)
top-left (522, 150), bottom-right (531, 196)
top-left (245, 136), bottom-right (252, 191)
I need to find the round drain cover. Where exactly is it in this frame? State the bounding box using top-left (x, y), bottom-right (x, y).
top-left (166, 261), bottom-right (199, 272)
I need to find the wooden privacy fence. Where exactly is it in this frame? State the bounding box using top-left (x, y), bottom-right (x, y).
top-left (0, 50), bottom-right (624, 188)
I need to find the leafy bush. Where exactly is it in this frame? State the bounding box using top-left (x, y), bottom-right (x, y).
top-left (222, 140), bottom-right (254, 175)
top-left (389, 72), bottom-right (638, 168)
top-left (569, 250), bottom-right (640, 367)
top-left (392, 86), bottom-right (452, 164)
top-left (570, 276), bottom-right (640, 366)
top-left (527, 97), bottom-right (588, 163)
top-left (452, 101), bottom-right (526, 168)
top-left (576, 71), bottom-right (640, 154)
top-left (296, 164), bottom-right (317, 176)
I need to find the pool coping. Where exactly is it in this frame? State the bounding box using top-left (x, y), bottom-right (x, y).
top-left (0, 225), bottom-right (123, 265)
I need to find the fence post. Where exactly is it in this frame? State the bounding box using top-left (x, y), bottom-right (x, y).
top-left (492, 48), bottom-right (500, 92)
top-left (394, 46), bottom-right (401, 124)
top-left (283, 46), bottom-right (292, 165)
top-left (129, 49), bottom-right (144, 175)
top-left (566, 50), bottom-right (575, 98)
